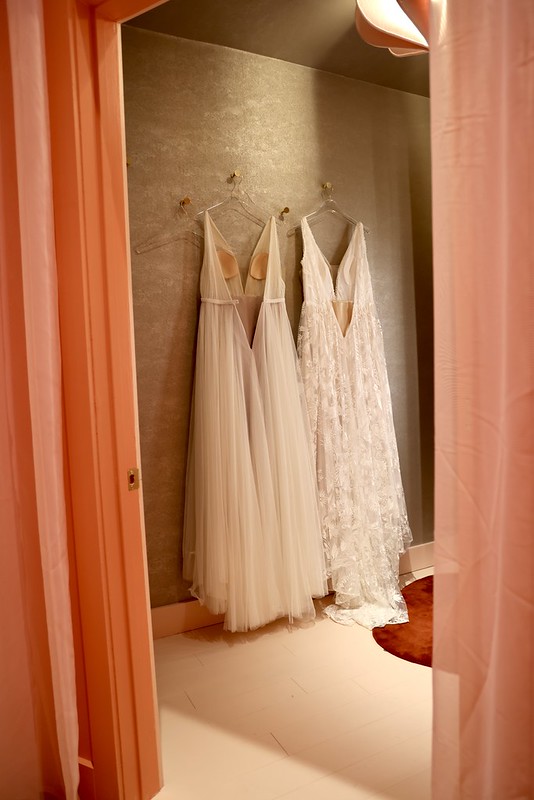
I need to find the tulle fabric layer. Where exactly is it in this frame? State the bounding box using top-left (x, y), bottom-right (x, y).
top-left (184, 301), bottom-right (326, 632)
top-left (254, 303), bottom-right (327, 621)
top-left (183, 303), bottom-right (285, 632)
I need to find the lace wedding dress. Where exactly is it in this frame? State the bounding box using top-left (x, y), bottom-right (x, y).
top-left (183, 212), bottom-right (326, 632)
top-left (297, 217), bottom-right (412, 628)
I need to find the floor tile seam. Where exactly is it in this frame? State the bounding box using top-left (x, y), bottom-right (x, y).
top-left (159, 732), bottom-right (288, 777)
top-left (220, 756), bottom-right (323, 795)
top-left (171, 671), bottom-right (294, 697)
top-left (277, 699), bottom-right (428, 757)
top-left (280, 641), bottom-right (306, 658)
top-left (189, 661), bottom-right (307, 688)
top-left (273, 688), bottom-right (412, 738)
top-left (350, 671), bottom-right (428, 695)
top-left (161, 646), bottom-right (230, 662)
top-left (157, 693), bottom-right (197, 713)
top-left (249, 740), bottom-right (396, 788)
top-left (341, 652), bottom-right (412, 677)
top-left (335, 731), bottom-right (433, 781)
top-left (171, 703), bottom-right (289, 732)
top-left (283, 714), bottom-right (431, 772)
top-left (290, 667), bottom-right (380, 694)
top-left (280, 675), bottom-right (372, 706)
top-left (183, 688), bottom-right (197, 710)
top-left (185, 672), bottom-right (308, 701)
top-left (182, 733), bottom-right (289, 788)
top-left (191, 697), bottom-right (302, 723)
top-left (270, 729), bottom-right (432, 798)
top-left (269, 731), bottom-right (290, 756)
top-left (228, 685), bottom-right (374, 735)
top-left (184, 678), bottom-right (308, 720)
top-left (155, 717), bottom-right (431, 795)
top-left (194, 647), bottom-right (293, 669)
top-left (287, 714), bottom-right (431, 764)
top-left (280, 645), bottom-right (386, 663)
top-left (155, 665), bottom-right (208, 685)
top-left (236, 674), bottom-right (369, 714)
top-left (160, 698), bottom-right (341, 747)
top-left (192, 649), bottom-right (334, 676)
top-left (379, 765), bottom-right (432, 792)
top-left (155, 665), bottom-right (205, 680)
top-left (225, 759), bottom-right (306, 796)
top-left (153, 650), bottom-right (205, 664)
top-left (268, 762), bottom-right (377, 800)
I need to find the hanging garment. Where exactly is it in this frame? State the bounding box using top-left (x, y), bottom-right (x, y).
top-left (183, 212), bottom-right (327, 632)
top-left (297, 217), bottom-right (412, 628)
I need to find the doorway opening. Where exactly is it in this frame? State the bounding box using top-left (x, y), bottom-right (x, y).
top-left (121, 2), bottom-right (434, 797)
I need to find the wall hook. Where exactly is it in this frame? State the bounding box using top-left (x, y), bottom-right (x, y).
top-left (227, 169), bottom-right (244, 189)
top-left (322, 182), bottom-right (334, 199)
top-left (178, 195), bottom-right (192, 215)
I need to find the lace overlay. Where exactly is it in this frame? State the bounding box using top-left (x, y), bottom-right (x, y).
top-left (297, 218), bottom-right (412, 629)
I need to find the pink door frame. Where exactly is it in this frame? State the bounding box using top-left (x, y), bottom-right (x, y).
top-left (43, 1), bottom-right (168, 797)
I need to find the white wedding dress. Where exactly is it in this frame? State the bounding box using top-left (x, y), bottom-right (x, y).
top-left (297, 217), bottom-right (412, 628)
top-left (183, 212), bottom-right (326, 632)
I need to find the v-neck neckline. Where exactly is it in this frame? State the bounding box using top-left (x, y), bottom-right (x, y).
top-left (302, 216), bottom-right (360, 300)
top-left (206, 211), bottom-right (274, 301)
top-left (205, 212), bottom-right (277, 350)
top-left (302, 217), bottom-right (361, 340)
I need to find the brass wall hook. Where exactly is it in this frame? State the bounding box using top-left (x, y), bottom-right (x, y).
top-left (322, 182), bottom-right (334, 199)
top-left (227, 169), bottom-right (243, 190)
top-left (179, 196), bottom-right (192, 214)
top-left (279, 206), bottom-right (290, 220)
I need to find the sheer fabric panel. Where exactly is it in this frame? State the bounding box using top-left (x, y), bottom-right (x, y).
top-left (0, 1), bottom-right (79, 797)
top-left (430, 1), bottom-right (534, 796)
top-left (184, 214), bottom-right (327, 632)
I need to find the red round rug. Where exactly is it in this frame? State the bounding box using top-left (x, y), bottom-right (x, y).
top-left (372, 575), bottom-right (433, 667)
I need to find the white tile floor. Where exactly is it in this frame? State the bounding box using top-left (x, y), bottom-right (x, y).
top-left (154, 568), bottom-right (433, 800)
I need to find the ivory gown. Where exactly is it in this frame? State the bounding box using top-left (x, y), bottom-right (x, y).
top-left (183, 212), bottom-right (326, 632)
top-left (297, 217), bottom-right (412, 628)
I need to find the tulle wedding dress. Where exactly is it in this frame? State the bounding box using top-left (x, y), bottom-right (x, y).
top-left (297, 217), bottom-right (412, 628)
top-left (183, 212), bottom-right (326, 632)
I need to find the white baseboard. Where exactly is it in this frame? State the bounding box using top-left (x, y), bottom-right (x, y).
top-left (152, 541), bottom-right (434, 639)
top-left (399, 540), bottom-right (434, 575)
top-left (151, 599), bottom-right (224, 639)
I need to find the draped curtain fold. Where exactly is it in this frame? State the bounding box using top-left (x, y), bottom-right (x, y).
top-left (0, 1), bottom-right (79, 798)
top-left (430, 1), bottom-right (534, 797)
top-left (355, 2), bottom-right (534, 794)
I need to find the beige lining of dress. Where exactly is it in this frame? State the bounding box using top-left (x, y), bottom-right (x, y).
top-left (331, 300), bottom-right (353, 337)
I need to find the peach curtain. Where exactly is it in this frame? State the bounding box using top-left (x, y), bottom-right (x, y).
top-left (430, 1), bottom-right (534, 797)
top-left (0, 1), bottom-right (79, 798)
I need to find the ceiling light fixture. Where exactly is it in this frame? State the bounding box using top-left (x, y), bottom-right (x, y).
top-left (355, 0), bottom-right (429, 57)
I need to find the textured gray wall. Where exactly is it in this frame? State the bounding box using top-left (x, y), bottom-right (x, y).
top-left (122, 27), bottom-right (433, 609)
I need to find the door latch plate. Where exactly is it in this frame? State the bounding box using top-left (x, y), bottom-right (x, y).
top-left (127, 467), bottom-right (140, 491)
